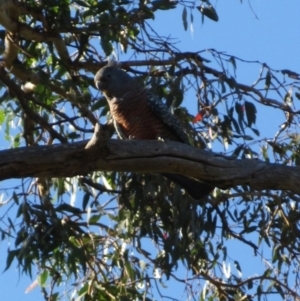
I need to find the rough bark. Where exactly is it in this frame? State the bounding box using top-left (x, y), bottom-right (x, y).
top-left (0, 138), bottom-right (299, 194)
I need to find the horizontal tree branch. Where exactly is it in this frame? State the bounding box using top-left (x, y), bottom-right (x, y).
top-left (0, 138), bottom-right (299, 194)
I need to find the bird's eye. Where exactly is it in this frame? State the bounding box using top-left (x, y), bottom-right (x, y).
top-left (106, 74), bottom-right (111, 79)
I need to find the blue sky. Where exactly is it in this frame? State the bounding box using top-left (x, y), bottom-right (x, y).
top-left (0, 1), bottom-right (300, 300)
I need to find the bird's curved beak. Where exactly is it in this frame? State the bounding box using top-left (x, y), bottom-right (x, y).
top-left (94, 79), bottom-right (106, 91)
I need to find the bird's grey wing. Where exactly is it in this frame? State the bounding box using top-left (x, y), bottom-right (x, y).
top-left (145, 90), bottom-right (190, 144)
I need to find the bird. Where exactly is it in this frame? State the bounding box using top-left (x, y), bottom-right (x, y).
top-left (94, 63), bottom-right (214, 199)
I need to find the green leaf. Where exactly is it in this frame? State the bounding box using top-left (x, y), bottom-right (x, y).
top-left (67, 132), bottom-right (80, 139)
top-left (231, 117), bottom-right (241, 134)
top-left (232, 144), bottom-right (244, 157)
top-left (274, 283), bottom-right (285, 299)
top-left (0, 109), bottom-right (5, 125)
top-left (101, 38), bottom-right (113, 56)
top-left (234, 260), bottom-right (242, 275)
top-left (77, 283), bottom-right (89, 298)
top-left (281, 69), bottom-right (300, 79)
top-left (242, 135), bottom-right (254, 140)
top-left (244, 101), bottom-right (257, 127)
top-left (250, 127), bottom-right (260, 136)
top-left (12, 191), bottom-right (19, 205)
top-left (284, 91), bottom-right (293, 106)
top-left (56, 203), bottom-right (82, 215)
top-left (244, 226), bottom-right (257, 233)
top-left (221, 81), bottom-right (226, 93)
top-left (182, 7), bottom-right (188, 31)
top-left (235, 102), bottom-right (245, 133)
top-left (88, 214), bottom-right (101, 224)
top-left (4, 249), bottom-right (18, 272)
top-left (197, 5), bottom-right (219, 22)
top-left (82, 192), bottom-right (90, 211)
top-left (7, 217), bottom-right (15, 232)
top-left (50, 293), bottom-right (59, 301)
top-left (152, 0), bottom-right (177, 10)
top-left (229, 56), bottom-right (236, 70)
top-left (15, 228), bottom-right (28, 246)
top-left (265, 71), bottom-right (271, 90)
top-left (125, 261), bottom-right (135, 281)
top-left (74, 0), bottom-right (91, 7)
top-left (38, 270), bottom-right (49, 287)
top-left (13, 133), bottom-right (21, 148)
top-left (225, 76), bottom-right (236, 89)
top-left (91, 97), bottom-right (107, 111)
top-left (248, 279), bottom-right (253, 289)
top-left (267, 141), bottom-right (286, 156)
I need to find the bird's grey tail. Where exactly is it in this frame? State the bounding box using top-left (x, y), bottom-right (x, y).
top-left (162, 173), bottom-right (214, 200)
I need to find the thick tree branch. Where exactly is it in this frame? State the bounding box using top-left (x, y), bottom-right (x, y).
top-left (0, 139), bottom-right (299, 194)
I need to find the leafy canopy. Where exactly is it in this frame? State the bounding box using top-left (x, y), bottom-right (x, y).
top-left (0, 1), bottom-right (299, 301)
